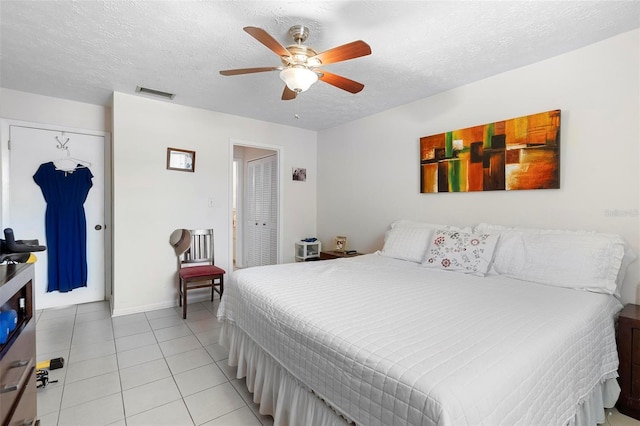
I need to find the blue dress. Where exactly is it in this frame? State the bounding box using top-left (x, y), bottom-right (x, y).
top-left (33, 162), bottom-right (93, 292)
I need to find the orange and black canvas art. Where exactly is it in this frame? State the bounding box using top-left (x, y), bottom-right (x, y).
top-left (420, 110), bottom-right (560, 193)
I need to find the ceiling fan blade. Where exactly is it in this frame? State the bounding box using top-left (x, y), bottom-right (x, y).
top-left (244, 26), bottom-right (290, 58)
top-left (219, 67), bottom-right (280, 76)
top-left (281, 86), bottom-right (297, 101)
top-left (318, 70), bottom-right (365, 94)
top-left (311, 40), bottom-right (371, 65)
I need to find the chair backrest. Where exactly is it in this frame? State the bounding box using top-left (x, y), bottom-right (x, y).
top-left (181, 229), bottom-right (215, 266)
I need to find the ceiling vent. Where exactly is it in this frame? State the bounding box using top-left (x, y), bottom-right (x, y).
top-left (135, 86), bottom-right (175, 100)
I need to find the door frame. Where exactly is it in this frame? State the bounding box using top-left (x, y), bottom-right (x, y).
top-left (0, 118), bottom-right (112, 304)
top-left (229, 138), bottom-right (284, 268)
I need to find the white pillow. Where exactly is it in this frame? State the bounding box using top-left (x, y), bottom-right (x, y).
top-left (421, 229), bottom-right (499, 276)
top-left (474, 223), bottom-right (635, 295)
top-left (380, 226), bottom-right (433, 263)
top-left (380, 220), bottom-right (471, 263)
top-left (390, 220), bottom-right (453, 230)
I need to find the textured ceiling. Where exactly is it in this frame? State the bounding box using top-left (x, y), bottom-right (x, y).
top-left (1, 1), bottom-right (639, 131)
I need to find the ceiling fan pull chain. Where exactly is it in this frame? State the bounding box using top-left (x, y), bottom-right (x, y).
top-left (293, 99), bottom-right (300, 120)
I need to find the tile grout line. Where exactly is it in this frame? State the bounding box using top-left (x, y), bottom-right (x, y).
top-left (112, 311), bottom-right (128, 425)
top-left (37, 300), bottom-right (269, 425)
top-left (54, 305), bottom-right (77, 425)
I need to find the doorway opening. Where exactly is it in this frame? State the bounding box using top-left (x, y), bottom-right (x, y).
top-left (230, 141), bottom-right (282, 270)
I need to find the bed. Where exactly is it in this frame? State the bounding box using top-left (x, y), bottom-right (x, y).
top-left (217, 221), bottom-right (636, 426)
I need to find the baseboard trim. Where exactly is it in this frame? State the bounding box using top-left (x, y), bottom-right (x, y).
top-left (111, 293), bottom-right (216, 317)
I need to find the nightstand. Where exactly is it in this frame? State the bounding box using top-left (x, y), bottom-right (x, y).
top-left (616, 304), bottom-right (640, 419)
top-left (319, 250), bottom-right (362, 260)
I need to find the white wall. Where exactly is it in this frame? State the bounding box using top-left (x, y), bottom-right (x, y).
top-left (111, 92), bottom-right (317, 315)
top-left (0, 88), bottom-right (111, 131)
top-left (317, 30), bottom-right (640, 303)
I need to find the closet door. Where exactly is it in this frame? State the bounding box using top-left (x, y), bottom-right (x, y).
top-left (8, 124), bottom-right (105, 309)
top-left (245, 159), bottom-right (259, 267)
top-left (261, 157), bottom-right (278, 265)
top-left (245, 155), bottom-right (277, 267)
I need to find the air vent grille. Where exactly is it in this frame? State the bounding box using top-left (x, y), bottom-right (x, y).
top-left (135, 86), bottom-right (175, 100)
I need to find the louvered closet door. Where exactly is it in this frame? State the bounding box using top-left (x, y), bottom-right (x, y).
top-left (260, 157), bottom-right (278, 265)
top-left (246, 155), bottom-right (278, 267)
top-left (246, 159), bottom-right (264, 268)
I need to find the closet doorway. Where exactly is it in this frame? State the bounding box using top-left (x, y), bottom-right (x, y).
top-left (231, 142), bottom-right (281, 269)
top-left (6, 122), bottom-right (107, 310)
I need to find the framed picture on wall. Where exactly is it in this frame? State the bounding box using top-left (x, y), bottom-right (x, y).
top-left (419, 109), bottom-right (560, 193)
top-left (167, 147), bottom-right (195, 172)
top-left (292, 168), bottom-right (307, 181)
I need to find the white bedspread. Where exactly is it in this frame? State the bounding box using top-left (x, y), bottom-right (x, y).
top-left (217, 254), bottom-right (622, 425)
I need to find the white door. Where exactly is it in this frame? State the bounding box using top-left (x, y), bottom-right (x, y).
top-left (261, 156), bottom-right (277, 265)
top-left (245, 158), bottom-right (259, 267)
top-left (8, 124), bottom-right (105, 309)
top-left (245, 155), bottom-right (278, 267)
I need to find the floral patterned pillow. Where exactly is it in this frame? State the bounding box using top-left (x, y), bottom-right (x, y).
top-left (421, 229), bottom-right (499, 276)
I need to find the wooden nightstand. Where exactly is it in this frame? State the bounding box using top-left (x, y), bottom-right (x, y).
top-left (617, 304), bottom-right (640, 419)
top-left (319, 251), bottom-right (362, 260)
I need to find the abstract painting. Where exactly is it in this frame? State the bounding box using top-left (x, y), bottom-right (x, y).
top-left (420, 110), bottom-right (560, 193)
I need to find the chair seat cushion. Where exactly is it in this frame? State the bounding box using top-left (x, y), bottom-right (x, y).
top-left (179, 265), bottom-right (226, 280)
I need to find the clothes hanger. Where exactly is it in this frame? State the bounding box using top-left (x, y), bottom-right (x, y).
top-left (52, 132), bottom-right (92, 172)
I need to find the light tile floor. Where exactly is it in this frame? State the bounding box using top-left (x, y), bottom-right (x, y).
top-left (33, 298), bottom-right (640, 426)
top-left (608, 409), bottom-right (640, 426)
top-left (35, 298), bottom-right (273, 426)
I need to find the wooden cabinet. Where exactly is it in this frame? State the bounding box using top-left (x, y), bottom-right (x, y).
top-left (617, 303), bottom-right (640, 419)
top-left (0, 264), bottom-right (36, 426)
top-left (319, 251), bottom-right (362, 260)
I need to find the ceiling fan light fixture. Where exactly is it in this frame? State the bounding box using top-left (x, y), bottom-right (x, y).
top-left (279, 67), bottom-right (318, 93)
top-left (221, 26), bottom-right (370, 100)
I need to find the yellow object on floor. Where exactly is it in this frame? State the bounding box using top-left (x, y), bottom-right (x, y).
top-left (36, 360), bottom-right (50, 369)
top-left (36, 357), bottom-right (64, 370)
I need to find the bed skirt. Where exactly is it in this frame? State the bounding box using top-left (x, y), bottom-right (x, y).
top-left (219, 318), bottom-right (619, 426)
top-left (570, 373), bottom-right (620, 426)
top-left (219, 319), bottom-right (350, 426)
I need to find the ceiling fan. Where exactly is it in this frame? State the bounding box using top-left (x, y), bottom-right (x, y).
top-left (219, 25), bottom-right (371, 101)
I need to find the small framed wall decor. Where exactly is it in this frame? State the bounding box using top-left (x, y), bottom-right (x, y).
top-left (335, 236), bottom-right (347, 252)
top-left (167, 147), bottom-right (195, 172)
top-left (292, 168), bottom-right (307, 181)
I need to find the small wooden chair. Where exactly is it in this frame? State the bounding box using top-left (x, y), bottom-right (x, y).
top-left (176, 229), bottom-right (225, 319)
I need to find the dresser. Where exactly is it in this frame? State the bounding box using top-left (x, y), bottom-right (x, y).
top-left (0, 263), bottom-right (37, 426)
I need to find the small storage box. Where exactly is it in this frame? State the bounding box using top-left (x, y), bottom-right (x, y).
top-left (295, 241), bottom-right (321, 261)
